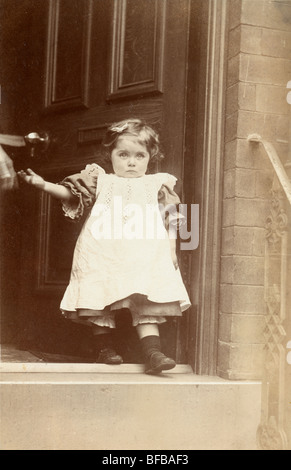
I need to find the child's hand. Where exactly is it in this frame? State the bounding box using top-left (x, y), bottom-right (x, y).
top-left (169, 234), bottom-right (179, 270)
top-left (169, 238), bottom-right (179, 270)
top-left (171, 250), bottom-right (179, 270)
top-left (17, 169), bottom-right (46, 189)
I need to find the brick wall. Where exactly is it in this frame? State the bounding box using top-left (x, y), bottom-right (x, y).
top-left (218, 0), bottom-right (291, 379)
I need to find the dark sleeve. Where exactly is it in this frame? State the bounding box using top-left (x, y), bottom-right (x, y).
top-left (158, 184), bottom-right (186, 230)
top-left (58, 166), bottom-right (98, 221)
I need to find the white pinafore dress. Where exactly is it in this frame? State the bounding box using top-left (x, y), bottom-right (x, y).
top-left (60, 164), bottom-right (191, 328)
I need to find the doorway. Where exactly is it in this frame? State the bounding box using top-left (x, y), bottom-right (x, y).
top-left (1, 0), bottom-right (224, 370)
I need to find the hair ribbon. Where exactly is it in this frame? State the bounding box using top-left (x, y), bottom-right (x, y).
top-left (110, 123), bottom-right (129, 133)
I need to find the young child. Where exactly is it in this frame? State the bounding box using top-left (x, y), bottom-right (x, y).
top-left (18, 119), bottom-right (191, 374)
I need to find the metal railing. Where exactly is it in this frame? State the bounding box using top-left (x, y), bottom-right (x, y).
top-left (248, 133), bottom-right (290, 450)
top-left (248, 134), bottom-right (291, 206)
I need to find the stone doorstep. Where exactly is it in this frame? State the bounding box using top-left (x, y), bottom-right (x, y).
top-left (0, 349), bottom-right (262, 449)
top-left (0, 361), bottom-right (262, 386)
top-left (0, 344), bottom-right (262, 384)
top-left (0, 367), bottom-right (262, 450)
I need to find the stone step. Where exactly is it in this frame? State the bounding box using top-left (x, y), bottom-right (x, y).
top-left (0, 362), bottom-right (261, 450)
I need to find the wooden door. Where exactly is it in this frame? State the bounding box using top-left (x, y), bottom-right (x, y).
top-left (2, 0), bottom-right (192, 363)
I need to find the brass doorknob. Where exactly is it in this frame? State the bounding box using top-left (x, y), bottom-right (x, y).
top-left (24, 132), bottom-right (50, 157)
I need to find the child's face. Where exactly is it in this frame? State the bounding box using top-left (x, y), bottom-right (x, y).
top-left (111, 136), bottom-right (150, 178)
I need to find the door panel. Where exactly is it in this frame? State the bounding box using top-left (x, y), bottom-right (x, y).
top-left (108, 0), bottom-right (165, 99)
top-left (5, 0), bottom-right (192, 362)
top-left (45, 0), bottom-right (92, 112)
top-left (36, 191), bottom-right (82, 292)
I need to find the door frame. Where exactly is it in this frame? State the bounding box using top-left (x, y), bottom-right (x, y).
top-left (186, 0), bottom-right (229, 375)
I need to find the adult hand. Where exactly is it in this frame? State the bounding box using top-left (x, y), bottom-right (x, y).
top-left (0, 146), bottom-right (18, 190)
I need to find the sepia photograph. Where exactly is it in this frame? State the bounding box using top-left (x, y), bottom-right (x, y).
top-left (0, 0), bottom-right (290, 451)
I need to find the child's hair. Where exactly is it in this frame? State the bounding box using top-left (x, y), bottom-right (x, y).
top-left (101, 119), bottom-right (164, 168)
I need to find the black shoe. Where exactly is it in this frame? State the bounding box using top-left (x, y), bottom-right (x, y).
top-left (145, 351), bottom-right (176, 375)
top-left (96, 348), bottom-right (123, 365)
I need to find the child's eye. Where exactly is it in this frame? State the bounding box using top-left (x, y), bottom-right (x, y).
top-left (136, 153), bottom-right (146, 159)
top-left (119, 152), bottom-right (128, 158)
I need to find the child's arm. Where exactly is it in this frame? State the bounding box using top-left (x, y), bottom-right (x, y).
top-left (169, 228), bottom-right (179, 270)
top-left (18, 168), bottom-right (75, 202)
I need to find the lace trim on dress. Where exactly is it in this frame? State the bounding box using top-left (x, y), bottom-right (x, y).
top-left (59, 163), bottom-right (105, 220)
top-left (144, 177), bottom-right (157, 205)
top-left (154, 173), bottom-right (177, 192)
top-left (60, 182), bottom-right (85, 220)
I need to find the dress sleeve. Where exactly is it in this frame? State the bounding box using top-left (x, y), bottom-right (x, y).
top-left (157, 173), bottom-right (186, 230)
top-left (59, 163), bottom-right (105, 221)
